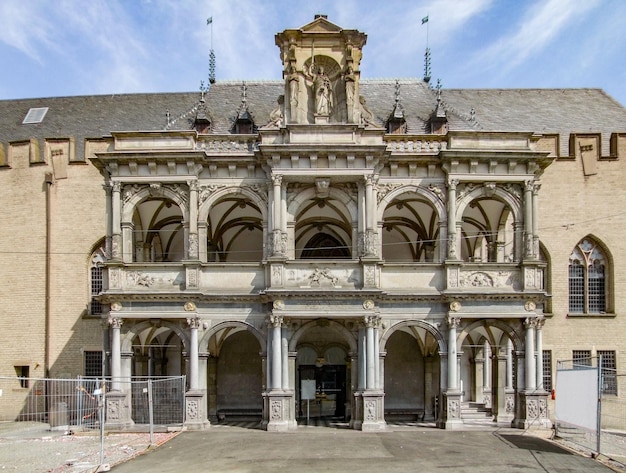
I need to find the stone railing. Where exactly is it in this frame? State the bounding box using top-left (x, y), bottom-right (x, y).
top-left (196, 135), bottom-right (259, 154)
top-left (385, 137), bottom-right (448, 153)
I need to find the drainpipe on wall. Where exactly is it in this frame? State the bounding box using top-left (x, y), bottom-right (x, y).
top-left (44, 172), bottom-right (54, 379)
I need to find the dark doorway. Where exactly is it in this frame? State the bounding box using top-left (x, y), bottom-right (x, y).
top-left (298, 365), bottom-right (347, 419)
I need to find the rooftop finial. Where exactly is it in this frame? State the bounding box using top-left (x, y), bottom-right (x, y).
top-left (422, 15), bottom-right (431, 84)
top-left (207, 17), bottom-right (216, 84)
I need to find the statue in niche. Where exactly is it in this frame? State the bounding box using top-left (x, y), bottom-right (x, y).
top-left (313, 65), bottom-right (333, 115)
top-left (304, 61), bottom-right (337, 117)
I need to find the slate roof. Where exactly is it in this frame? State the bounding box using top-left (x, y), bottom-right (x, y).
top-left (1, 80), bottom-right (625, 158)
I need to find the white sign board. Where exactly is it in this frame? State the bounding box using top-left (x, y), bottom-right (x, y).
top-left (301, 380), bottom-right (316, 400)
top-left (555, 366), bottom-right (598, 431)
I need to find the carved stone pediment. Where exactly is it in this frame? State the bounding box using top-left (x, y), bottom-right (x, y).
top-left (299, 15), bottom-right (343, 33)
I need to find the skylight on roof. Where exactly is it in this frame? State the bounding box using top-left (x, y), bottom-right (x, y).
top-left (22, 107), bottom-right (48, 124)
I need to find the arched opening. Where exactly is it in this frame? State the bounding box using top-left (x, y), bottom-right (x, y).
top-left (294, 196), bottom-right (353, 260)
top-left (132, 197), bottom-right (184, 262)
top-left (301, 233), bottom-right (350, 258)
top-left (383, 326), bottom-right (441, 421)
top-left (382, 192), bottom-right (440, 262)
top-left (129, 327), bottom-right (185, 424)
top-left (206, 195), bottom-right (263, 262)
top-left (213, 330), bottom-right (263, 421)
top-left (460, 197), bottom-right (515, 263)
top-left (293, 321), bottom-right (353, 422)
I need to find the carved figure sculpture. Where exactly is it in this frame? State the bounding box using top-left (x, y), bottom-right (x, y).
top-left (313, 66), bottom-right (333, 115)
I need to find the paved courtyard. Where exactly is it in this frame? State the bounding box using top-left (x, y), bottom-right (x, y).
top-left (109, 423), bottom-right (621, 473)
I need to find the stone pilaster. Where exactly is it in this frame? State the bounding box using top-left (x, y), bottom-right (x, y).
top-left (512, 391), bottom-right (550, 430)
top-left (105, 390), bottom-right (133, 430)
top-left (185, 390), bottom-right (210, 430)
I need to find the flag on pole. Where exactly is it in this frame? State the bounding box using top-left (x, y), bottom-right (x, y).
top-left (421, 16), bottom-right (429, 25)
top-left (207, 17), bottom-right (213, 25)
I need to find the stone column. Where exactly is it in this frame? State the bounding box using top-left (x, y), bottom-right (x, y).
top-left (104, 183), bottom-right (113, 259)
top-left (535, 317), bottom-right (545, 391)
top-left (188, 180), bottom-right (199, 259)
top-left (473, 356), bottom-right (484, 402)
top-left (524, 317), bottom-right (537, 391)
top-left (106, 316), bottom-right (133, 428)
top-left (504, 339), bottom-right (515, 422)
top-left (446, 179), bottom-right (459, 259)
top-left (523, 180), bottom-right (534, 258)
top-left (483, 341), bottom-right (492, 408)
top-left (270, 314), bottom-right (283, 390)
top-left (355, 315), bottom-right (385, 431)
top-left (366, 317), bottom-right (376, 390)
top-left (494, 346), bottom-right (513, 423)
top-left (108, 316), bottom-right (123, 391)
top-left (362, 175), bottom-right (378, 257)
top-left (111, 181), bottom-right (122, 261)
top-left (358, 328), bottom-right (366, 390)
top-left (187, 317), bottom-right (200, 390)
top-left (447, 317), bottom-right (460, 390)
top-left (270, 175), bottom-right (284, 257)
top-left (532, 183), bottom-right (541, 258)
top-left (443, 316), bottom-right (463, 429)
top-left (281, 326), bottom-right (289, 390)
top-left (264, 314), bottom-right (294, 431)
top-left (506, 339), bottom-right (514, 390)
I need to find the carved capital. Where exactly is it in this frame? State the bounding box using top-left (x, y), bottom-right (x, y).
top-left (108, 316), bottom-right (123, 329)
top-left (269, 314), bottom-right (284, 328)
top-left (272, 174), bottom-right (283, 187)
top-left (187, 316), bottom-right (201, 330)
top-left (524, 317), bottom-right (538, 329)
top-left (447, 316), bottom-right (461, 329)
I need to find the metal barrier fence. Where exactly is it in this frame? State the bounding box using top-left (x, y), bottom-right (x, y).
top-left (555, 358), bottom-right (626, 463)
top-left (0, 376), bottom-right (186, 429)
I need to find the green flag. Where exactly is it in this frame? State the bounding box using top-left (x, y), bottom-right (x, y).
top-left (421, 16), bottom-right (429, 24)
top-left (207, 17), bottom-right (213, 25)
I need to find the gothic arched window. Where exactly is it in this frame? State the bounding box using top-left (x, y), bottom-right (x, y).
top-left (89, 246), bottom-right (106, 315)
top-left (568, 239), bottom-right (607, 314)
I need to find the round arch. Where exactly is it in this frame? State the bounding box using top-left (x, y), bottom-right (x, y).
top-left (456, 185), bottom-right (522, 224)
top-left (380, 320), bottom-right (446, 353)
top-left (120, 319), bottom-right (189, 353)
top-left (377, 184), bottom-right (447, 225)
top-left (457, 318), bottom-right (523, 352)
top-left (286, 186), bottom-right (358, 224)
top-left (200, 320), bottom-right (266, 353)
top-left (289, 319), bottom-right (357, 353)
top-left (121, 185), bottom-right (188, 224)
top-left (198, 186), bottom-right (268, 223)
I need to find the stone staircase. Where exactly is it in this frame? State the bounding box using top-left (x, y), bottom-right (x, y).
top-left (460, 401), bottom-right (493, 424)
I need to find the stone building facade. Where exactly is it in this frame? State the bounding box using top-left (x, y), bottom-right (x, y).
top-left (1, 16), bottom-right (625, 431)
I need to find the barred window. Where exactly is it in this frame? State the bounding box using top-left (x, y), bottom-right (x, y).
top-left (573, 350), bottom-right (592, 368)
top-left (89, 246), bottom-right (106, 315)
top-left (598, 350), bottom-right (617, 395)
top-left (542, 350), bottom-right (552, 391)
top-left (569, 239), bottom-right (607, 314)
top-left (84, 351), bottom-right (103, 377)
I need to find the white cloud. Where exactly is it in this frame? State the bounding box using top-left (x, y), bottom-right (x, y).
top-left (469, 0), bottom-right (601, 77)
top-left (0, 0), bottom-right (56, 62)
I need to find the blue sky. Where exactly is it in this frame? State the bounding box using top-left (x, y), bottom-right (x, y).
top-left (1, 0), bottom-right (625, 106)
